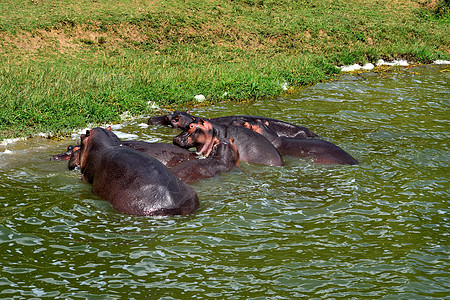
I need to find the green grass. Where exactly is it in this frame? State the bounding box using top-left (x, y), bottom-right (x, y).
top-left (0, 0), bottom-right (449, 140)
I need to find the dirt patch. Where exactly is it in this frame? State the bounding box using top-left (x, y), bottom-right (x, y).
top-left (0, 23), bottom-right (149, 54)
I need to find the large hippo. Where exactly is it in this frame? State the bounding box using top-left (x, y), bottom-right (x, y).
top-left (239, 120), bottom-right (358, 165)
top-left (79, 127), bottom-right (199, 216)
top-left (173, 118), bottom-right (284, 166)
top-left (170, 138), bottom-right (239, 183)
top-left (148, 111), bottom-right (317, 138)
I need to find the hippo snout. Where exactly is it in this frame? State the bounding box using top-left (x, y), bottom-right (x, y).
top-left (173, 134), bottom-right (189, 148)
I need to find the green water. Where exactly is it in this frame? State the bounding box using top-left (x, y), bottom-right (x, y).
top-left (0, 65), bottom-right (448, 299)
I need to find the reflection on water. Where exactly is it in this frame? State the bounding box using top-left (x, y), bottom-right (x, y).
top-left (0, 65), bottom-right (448, 298)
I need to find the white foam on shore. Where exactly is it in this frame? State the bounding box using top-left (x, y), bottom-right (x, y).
top-left (0, 137), bottom-right (26, 146)
top-left (376, 59), bottom-right (409, 66)
top-left (340, 59), bottom-right (449, 72)
top-left (340, 63), bottom-right (375, 72)
top-left (434, 60), bottom-right (450, 65)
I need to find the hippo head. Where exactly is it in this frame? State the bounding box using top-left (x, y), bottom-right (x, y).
top-left (79, 127), bottom-right (121, 172)
top-left (173, 118), bottom-right (217, 156)
top-left (68, 146), bottom-right (81, 171)
top-left (50, 145), bottom-right (78, 161)
top-left (147, 110), bottom-right (194, 127)
top-left (238, 119), bottom-right (278, 142)
top-left (165, 111), bottom-right (198, 129)
top-left (211, 138), bottom-right (240, 167)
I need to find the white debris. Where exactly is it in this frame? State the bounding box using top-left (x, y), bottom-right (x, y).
top-left (147, 101), bottom-right (160, 109)
top-left (281, 82), bottom-right (289, 90)
top-left (194, 94), bottom-right (206, 102)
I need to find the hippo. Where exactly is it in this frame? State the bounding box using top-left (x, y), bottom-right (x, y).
top-left (170, 138), bottom-right (239, 183)
top-left (50, 145), bottom-right (79, 161)
top-left (239, 120), bottom-right (358, 165)
top-left (49, 145), bottom-right (81, 170)
top-left (79, 127), bottom-right (199, 216)
top-left (173, 118), bottom-right (284, 166)
top-left (148, 111), bottom-right (317, 138)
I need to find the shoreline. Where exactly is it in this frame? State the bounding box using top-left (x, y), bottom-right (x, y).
top-left (1, 61), bottom-right (448, 147)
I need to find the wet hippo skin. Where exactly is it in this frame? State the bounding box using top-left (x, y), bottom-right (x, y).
top-left (79, 127), bottom-right (199, 216)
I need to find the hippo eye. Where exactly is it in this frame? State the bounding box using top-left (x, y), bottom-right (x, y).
top-left (174, 116), bottom-right (180, 122)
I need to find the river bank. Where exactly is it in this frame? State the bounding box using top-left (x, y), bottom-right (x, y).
top-left (0, 0), bottom-right (449, 141)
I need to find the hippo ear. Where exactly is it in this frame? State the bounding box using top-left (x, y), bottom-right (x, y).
top-left (106, 126), bottom-right (112, 131)
top-left (264, 121), bottom-right (269, 126)
top-left (230, 138), bottom-right (235, 143)
top-left (85, 130), bottom-right (91, 137)
top-left (186, 110), bottom-right (190, 114)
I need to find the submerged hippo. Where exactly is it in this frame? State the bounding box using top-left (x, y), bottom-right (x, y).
top-left (173, 118), bottom-right (284, 166)
top-left (239, 119), bottom-right (358, 165)
top-left (79, 127), bottom-right (199, 216)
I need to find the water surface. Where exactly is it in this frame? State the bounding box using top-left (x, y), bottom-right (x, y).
top-left (0, 64), bottom-right (448, 298)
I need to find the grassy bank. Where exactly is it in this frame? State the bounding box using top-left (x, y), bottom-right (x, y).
top-left (0, 0), bottom-right (449, 140)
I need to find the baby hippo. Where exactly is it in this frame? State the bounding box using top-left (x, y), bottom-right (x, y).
top-left (170, 138), bottom-right (239, 183)
top-left (79, 127), bottom-right (199, 216)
